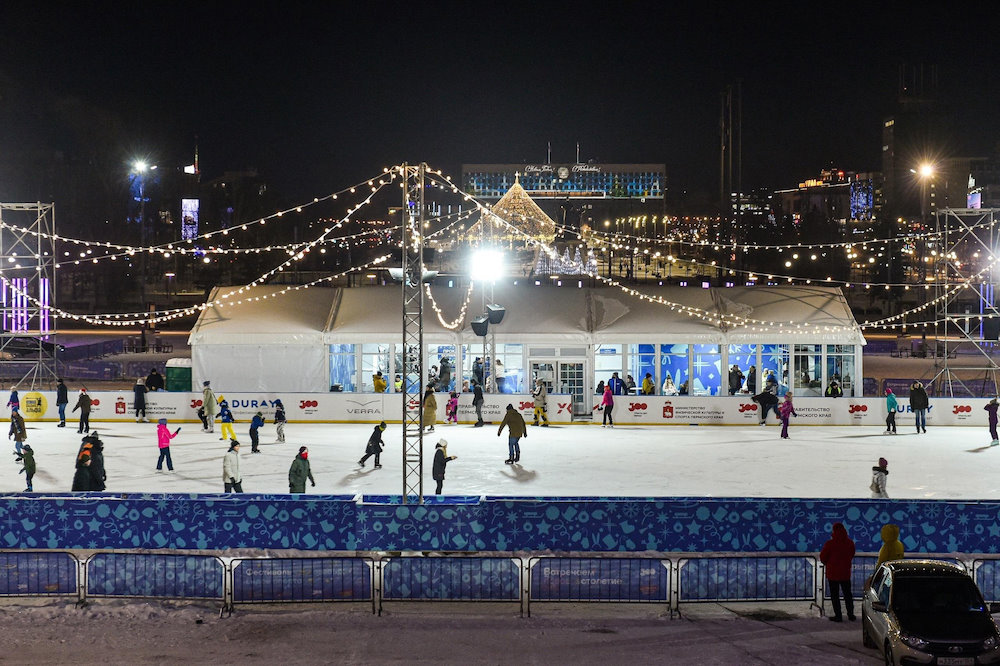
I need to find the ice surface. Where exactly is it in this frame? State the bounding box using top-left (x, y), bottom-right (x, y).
top-left (4, 419), bottom-right (997, 499)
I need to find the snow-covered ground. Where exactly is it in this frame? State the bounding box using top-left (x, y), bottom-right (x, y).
top-left (3, 419), bottom-right (998, 499)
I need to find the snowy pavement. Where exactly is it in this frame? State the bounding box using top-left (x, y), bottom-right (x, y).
top-left (3, 419), bottom-right (998, 499)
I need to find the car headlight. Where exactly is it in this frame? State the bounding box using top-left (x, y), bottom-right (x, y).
top-left (899, 633), bottom-right (930, 650)
top-left (984, 636), bottom-right (998, 650)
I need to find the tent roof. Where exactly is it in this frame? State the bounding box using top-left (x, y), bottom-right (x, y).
top-left (190, 283), bottom-right (865, 347)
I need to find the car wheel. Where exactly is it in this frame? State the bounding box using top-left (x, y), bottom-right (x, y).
top-left (861, 611), bottom-right (876, 648)
top-left (884, 641), bottom-right (894, 666)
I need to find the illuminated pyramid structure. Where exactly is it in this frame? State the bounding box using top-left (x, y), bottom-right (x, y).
top-left (466, 173), bottom-right (557, 246)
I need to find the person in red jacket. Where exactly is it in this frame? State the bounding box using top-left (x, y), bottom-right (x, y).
top-left (820, 522), bottom-right (856, 622)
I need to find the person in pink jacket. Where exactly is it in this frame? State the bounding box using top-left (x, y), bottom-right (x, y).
top-left (156, 418), bottom-right (181, 471)
top-left (779, 392), bottom-right (797, 439)
top-left (601, 384), bottom-right (615, 428)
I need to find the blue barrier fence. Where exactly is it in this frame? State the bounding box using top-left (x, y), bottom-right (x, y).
top-left (87, 553), bottom-right (224, 600)
top-left (0, 551), bottom-right (77, 597)
top-left (231, 557), bottom-right (374, 613)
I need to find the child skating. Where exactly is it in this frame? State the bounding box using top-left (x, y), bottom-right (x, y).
top-left (19, 444), bottom-right (34, 491)
top-left (249, 411), bottom-right (265, 453)
top-left (779, 392), bottom-right (797, 439)
top-left (358, 421), bottom-right (387, 468)
top-left (274, 399), bottom-right (287, 443)
top-left (446, 391), bottom-right (459, 424)
top-left (218, 399), bottom-right (236, 442)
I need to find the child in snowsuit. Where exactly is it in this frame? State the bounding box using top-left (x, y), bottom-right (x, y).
top-left (197, 405), bottom-right (209, 431)
top-left (249, 411), bottom-right (265, 453)
top-left (218, 400), bottom-right (236, 442)
top-left (987, 398), bottom-right (999, 446)
top-left (19, 444), bottom-right (34, 491)
top-left (9, 406), bottom-right (27, 460)
top-left (884, 388), bottom-right (897, 434)
top-left (274, 400), bottom-right (287, 443)
top-left (446, 391), bottom-right (459, 424)
top-left (156, 418), bottom-right (181, 471)
top-left (358, 421), bottom-right (387, 468)
top-left (779, 392), bottom-right (797, 439)
top-left (7, 388), bottom-right (19, 412)
top-left (871, 457), bottom-right (889, 498)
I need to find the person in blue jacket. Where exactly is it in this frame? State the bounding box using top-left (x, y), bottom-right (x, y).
top-left (608, 372), bottom-right (625, 395)
top-left (884, 388), bottom-right (897, 434)
top-left (249, 411), bottom-right (265, 453)
top-left (218, 399), bottom-right (236, 442)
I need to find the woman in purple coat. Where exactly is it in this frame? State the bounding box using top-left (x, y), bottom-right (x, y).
top-left (779, 392), bottom-right (797, 439)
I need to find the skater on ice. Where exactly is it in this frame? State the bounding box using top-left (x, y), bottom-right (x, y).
top-left (472, 381), bottom-right (484, 427)
top-left (446, 391), bottom-right (459, 425)
top-left (752, 389), bottom-right (780, 425)
top-left (432, 439), bottom-right (456, 495)
top-left (201, 381), bottom-right (217, 433)
top-left (133, 377), bottom-right (148, 422)
top-left (19, 444), bottom-right (34, 492)
top-left (7, 386), bottom-right (19, 412)
top-left (55, 378), bottom-right (68, 427)
top-left (197, 405), bottom-right (209, 431)
top-left (274, 399), bottom-right (287, 443)
top-left (884, 388), bottom-right (897, 434)
top-left (223, 440), bottom-right (243, 493)
top-left (987, 398), bottom-right (999, 446)
top-left (778, 392), bottom-right (796, 439)
top-left (358, 421), bottom-right (386, 468)
top-left (288, 446), bottom-right (315, 494)
top-left (909, 381), bottom-right (928, 433)
top-left (870, 457), bottom-right (889, 498)
top-left (249, 410), bottom-right (265, 453)
top-left (422, 386), bottom-right (437, 432)
top-left (498, 403), bottom-right (527, 464)
top-left (156, 418), bottom-right (181, 471)
top-left (72, 389), bottom-right (92, 433)
top-left (218, 398), bottom-right (236, 442)
top-left (531, 378), bottom-right (549, 426)
top-left (600, 383), bottom-right (615, 427)
top-left (9, 406), bottom-right (27, 460)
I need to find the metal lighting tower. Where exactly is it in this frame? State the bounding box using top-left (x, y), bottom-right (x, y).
top-left (930, 207), bottom-right (1000, 397)
top-left (0, 202), bottom-right (58, 387)
top-left (401, 164), bottom-right (426, 503)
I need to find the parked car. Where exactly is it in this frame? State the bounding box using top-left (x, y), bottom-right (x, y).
top-left (862, 559), bottom-right (1000, 665)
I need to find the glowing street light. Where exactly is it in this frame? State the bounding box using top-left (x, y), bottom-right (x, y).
top-left (470, 248), bottom-right (504, 282)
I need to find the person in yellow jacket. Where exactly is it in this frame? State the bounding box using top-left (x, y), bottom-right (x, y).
top-left (498, 403), bottom-right (527, 464)
top-left (422, 386), bottom-right (438, 433)
top-left (531, 379), bottom-right (549, 426)
top-left (641, 372), bottom-right (655, 395)
top-left (373, 371), bottom-right (387, 393)
top-left (875, 523), bottom-right (905, 569)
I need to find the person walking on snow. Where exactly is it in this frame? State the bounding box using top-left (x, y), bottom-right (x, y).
top-left (358, 421), bottom-right (387, 468)
top-left (72, 389), bottom-right (92, 433)
top-left (498, 403), bottom-right (527, 464)
top-left (909, 381), bottom-right (928, 433)
top-left (273, 399), bottom-right (287, 443)
top-left (156, 418), bottom-right (181, 471)
top-left (249, 411), bottom-right (265, 453)
top-left (871, 457), bottom-right (889, 498)
top-left (9, 406), bottom-right (27, 460)
top-left (446, 391), bottom-right (459, 424)
top-left (288, 446), bottom-right (315, 493)
top-left (19, 444), bottom-right (34, 492)
top-left (218, 399), bottom-right (236, 442)
top-left (779, 392), bottom-right (797, 439)
top-left (601, 384), bottom-right (615, 427)
top-left (201, 381), bottom-right (217, 432)
top-left (56, 378), bottom-right (68, 427)
top-left (987, 398), bottom-right (999, 446)
top-left (7, 387), bottom-right (19, 412)
top-left (884, 388), bottom-right (898, 434)
top-left (422, 386), bottom-right (438, 432)
top-left (432, 439), bottom-right (456, 495)
top-left (820, 522), bottom-right (856, 622)
top-left (531, 379), bottom-right (549, 426)
top-left (133, 377), bottom-right (148, 422)
top-left (223, 440), bottom-right (243, 492)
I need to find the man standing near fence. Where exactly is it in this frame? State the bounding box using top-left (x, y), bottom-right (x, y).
top-left (819, 522), bottom-right (856, 622)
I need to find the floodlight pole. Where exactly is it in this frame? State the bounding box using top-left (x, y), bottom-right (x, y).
top-left (401, 163), bottom-right (426, 503)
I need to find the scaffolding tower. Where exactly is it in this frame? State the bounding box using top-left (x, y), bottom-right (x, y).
top-left (400, 164), bottom-right (426, 502)
top-left (0, 202), bottom-right (58, 388)
top-left (930, 207), bottom-right (1000, 397)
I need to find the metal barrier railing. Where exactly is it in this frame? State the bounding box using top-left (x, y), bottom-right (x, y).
top-left (526, 557), bottom-right (671, 617)
top-left (0, 550), bottom-right (993, 616)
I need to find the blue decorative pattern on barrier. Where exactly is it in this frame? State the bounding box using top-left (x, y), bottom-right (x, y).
top-left (0, 552), bottom-right (76, 596)
top-left (976, 560), bottom-right (1000, 602)
top-left (530, 558), bottom-right (669, 602)
top-left (232, 558), bottom-right (371, 603)
top-left (679, 556), bottom-right (814, 601)
top-left (382, 557), bottom-right (520, 600)
top-left (87, 553), bottom-right (223, 599)
top-left (2, 494), bottom-right (1000, 555)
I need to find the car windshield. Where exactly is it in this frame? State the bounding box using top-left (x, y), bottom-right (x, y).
top-left (892, 577), bottom-right (986, 613)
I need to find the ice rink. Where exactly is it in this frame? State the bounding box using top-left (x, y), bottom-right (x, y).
top-left (4, 418), bottom-right (999, 500)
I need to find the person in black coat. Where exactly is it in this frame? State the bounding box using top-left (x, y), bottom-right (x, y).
top-left (145, 368), bottom-right (165, 392)
top-left (72, 454), bottom-right (93, 491)
top-left (909, 380), bottom-right (929, 433)
top-left (358, 422), bottom-right (387, 468)
top-left (88, 437), bottom-right (107, 491)
top-left (752, 390), bottom-right (780, 425)
top-left (133, 378), bottom-right (148, 422)
top-left (432, 439), bottom-right (456, 495)
top-left (472, 382), bottom-right (485, 427)
top-left (56, 378), bottom-right (69, 427)
top-left (825, 380), bottom-right (843, 398)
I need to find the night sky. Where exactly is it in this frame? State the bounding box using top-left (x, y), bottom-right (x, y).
top-left (1, 4), bottom-right (997, 204)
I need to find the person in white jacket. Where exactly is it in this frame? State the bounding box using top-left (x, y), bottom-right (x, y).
top-left (870, 457), bottom-right (888, 499)
top-left (223, 440), bottom-right (243, 493)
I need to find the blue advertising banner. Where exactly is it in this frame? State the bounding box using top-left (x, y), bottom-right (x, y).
top-left (232, 558), bottom-right (371, 603)
top-left (382, 557), bottom-right (519, 600)
top-left (530, 558), bottom-right (668, 602)
top-left (87, 553), bottom-right (223, 599)
top-left (0, 552), bottom-right (76, 596)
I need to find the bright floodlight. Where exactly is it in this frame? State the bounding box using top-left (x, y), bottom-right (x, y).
top-left (470, 249), bottom-right (504, 282)
top-left (133, 160), bottom-right (148, 173)
top-left (919, 163), bottom-right (935, 178)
